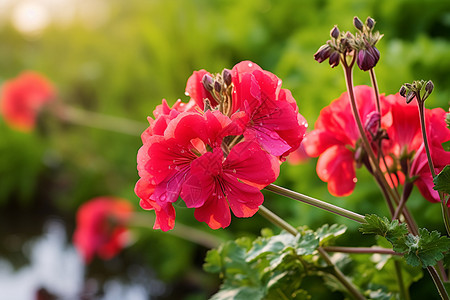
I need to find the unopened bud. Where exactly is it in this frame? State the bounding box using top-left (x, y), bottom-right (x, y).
top-left (366, 17), bottom-right (375, 29)
top-left (314, 44), bottom-right (332, 63)
top-left (222, 69), bottom-right (232, 86)
top-left (399, 85), bottom-right (407, 97)
top-left (425, 80), bottom-right (434, 94)
top-left (202, 74), bottom-right (214, 92)
top-left (364, 111), bottom-right (380, 136)
top-left (356, 47), bottom-right (379, 71)
top-left (329, 51), bottom-right (340, 68)
top-left (214, 81), bottom-right (221, 93)
top-left (353, 17), bottom-right (364, 31)
top-left (405, 91), bottom-right (415, 104)
top-left (330, 26), bottom-right (340, 39)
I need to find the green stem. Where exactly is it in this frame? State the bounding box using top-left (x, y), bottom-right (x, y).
top-left (258, 205), bottom-right (366, 300)
top-left (131, 212), bottom-right (222, 248)
top-left (342, 64), bottom-right (399, 206)
top-left (323, 246), bottom-right (400, 256)
top-left (57, 105), bottom-right (146, 136)
top-left (416, 101), bottom-right (450, 236)
top-left (264, 184), bottom-right (366, 223)
top-left (394, 259), bottom-right (410, 300)
top-left (428, 266), bottom-right (450, 300)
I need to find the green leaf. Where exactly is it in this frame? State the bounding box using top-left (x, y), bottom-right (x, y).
top-left (404, 228), bottom-right (450, 268)
top-left (204, 248), bottom-right (222, 273)
top-left (295, 232), bottom-right (319, 255)
top-left (433, 165), bottom-right (450, 194)
top-left (359, 214), bottom-right (408, 249)
top-left (315, 224), bottom-right (347, 246)
top-left (442, 140), bottom-right (450, 152)
top-left (210, 286), bottom-right (265, 300)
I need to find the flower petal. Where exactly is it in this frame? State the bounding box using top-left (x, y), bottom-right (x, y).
top-left (223, 174), bottom-right (264, 218)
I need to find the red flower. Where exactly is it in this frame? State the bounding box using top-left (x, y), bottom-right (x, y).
top-left (73, 197), bottom-right (133, 263)
top-left (0, 71), bottom-right (55, 131)
top-left (184, 61), bottom-right (307, 158)
top-left (303, 86), bottom-right (380, 196)
top-left (409, 108), bottom-right (450, 203)
top-left (230, 61), bottom-right (308, 157)
top-left (135, 109), bottom-right (279, 230)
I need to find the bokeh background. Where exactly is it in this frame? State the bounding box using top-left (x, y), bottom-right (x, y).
top-left (0, 0), bottom-right (449, 299)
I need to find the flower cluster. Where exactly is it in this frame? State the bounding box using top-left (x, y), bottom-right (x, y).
top-left (304, 85), bottom-right (450, 203)
top-left (135, 61), bottom-right (307, 231)
top-left (0, 71), bottom-right (55, 131)
top-left (73, 197), bottom-right (133, 263)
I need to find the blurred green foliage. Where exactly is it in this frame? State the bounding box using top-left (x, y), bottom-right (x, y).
top-left (0, 0), bottom-right (449, 298)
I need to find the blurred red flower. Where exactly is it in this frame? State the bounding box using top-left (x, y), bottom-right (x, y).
top-left (0, 71), bottom-right (55, 131)
top-left (303, 85), bottom-right (380, 196)
top-left (73, 197), bottom-right (133, 263)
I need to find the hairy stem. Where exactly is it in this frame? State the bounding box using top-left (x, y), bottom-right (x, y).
top-left (416, 101), bottom-right (450, 235)
top-left (258, 205), bottom-right (366, 300)
top-left (264, 184), bottom-right (366, 223)
top-left (394, 259), bottom-right (410, 300)
top-left (56, 105), bottom-right (146, 136)
top-left (323, 246), bottom-right (400, 256)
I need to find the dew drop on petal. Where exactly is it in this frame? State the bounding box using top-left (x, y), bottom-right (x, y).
top-left (185, 92), bottom-right (190, 96)
top-left (180, 149), bottom-right (185, 153)
top-left (248, 62), bottom-right (253, 67)
top-left (353, 178), bottom-right (358, 183)
top-left (232, 169), bottom-right (237, 174)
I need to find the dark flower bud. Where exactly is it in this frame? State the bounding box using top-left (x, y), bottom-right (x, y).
top-left (405, 91), bottom-right (415, 104)
top-left (366, 17), bottom-right (375, 29)
top-left (329, 51), bottom-right (340, 68)
top-left (353, 17), bottom-right (364, 31)
top-left (399, 85), bottom-right (407, 97)
top-left (214, 81), bottom-right (221, 93)
top-left (356, 46), bottom-right (380, 71)
top-left (425, 80), bottom-right (434, 94)
top-left (330, 26), bottom-right (340, 39)
top-left (222, 69), bottom-right (232, 86)
top-left (314, 44), bottom-right (332, 63)
top-left (202, 74), bottom-right (214, 92)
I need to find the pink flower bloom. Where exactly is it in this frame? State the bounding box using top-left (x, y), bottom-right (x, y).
top-left (184, 61), bottom-right (308, 158)
top-left (0, 71), bottom-right (55, 131)
top-left (303, 85), bottom-right (380, 196)
top-left (230, 61), bottom-right (308, 157)
top-left (73, 197), bottom-right (133, 263)
top-left (135, 109), bottom-right (279, 230)
top-left (409, 108), bottom-right (450, 203)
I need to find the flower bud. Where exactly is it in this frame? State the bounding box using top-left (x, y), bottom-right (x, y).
top-left (425, 80), bottom-right (434, 94)
top-left (202, 74), bottom-right (214, 92)
top-left (329, 51), bottom-right (340, 68)
top-left (399, 85), bottom-right (407, 97)
top-left (314, 44), bottom-right (332, 63)
top-left (214, 81), bottom-right (221, 93)
top-left (366, 17), bottom-right (375, 29)
top-left (330, 26), bottom-right (340, 39)
top-left (405, 91), bottom-right (415, 104)
top-left (356, 46), bottom-right (380, 71)
top-left (222, 68), bottom-right (232, 86)
top-left (353, 17), bottom-right (364, 31)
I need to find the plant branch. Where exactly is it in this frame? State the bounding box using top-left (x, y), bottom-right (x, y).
top-left (258, 205), bottom-right (366, 300)
top-left (264, 184), bottom-right (366, 223)
top-left (323, 246), bottom-right (401, 256)
top-left (394, 259), bottom-right (410, 300)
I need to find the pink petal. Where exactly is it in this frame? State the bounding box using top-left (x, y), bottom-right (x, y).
top-left (222, 173), bottom-right (264, 218)
top-left (224, 141), bottom-right (280, 186)
top-left (194, 192), bottom-right (231, 229)
top-left (185, 70), bottom-right (217, 109)
top-left (244, 126), bottom-right (291, 156)
top-left (316, 145), bottom-right (356, 196)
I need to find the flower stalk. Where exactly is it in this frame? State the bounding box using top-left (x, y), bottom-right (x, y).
top-left (264, 184), bottom-right (366, 223)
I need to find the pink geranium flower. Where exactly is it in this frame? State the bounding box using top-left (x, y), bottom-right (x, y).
top-left (230, 61), bottom-right (308, 157)
top-left (135, 109), bottom-right (279, 230)
top-left (303, 85), bottom-right (380, 196)
top-left (409, 108), bottom-right (450, 203)
top-left (73, 197), bottom-right (133, 263)
top-left (185, 61), bottom-right (307, 158)
top-left (0, 71), bottom-right (55, 131)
